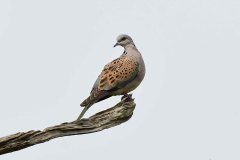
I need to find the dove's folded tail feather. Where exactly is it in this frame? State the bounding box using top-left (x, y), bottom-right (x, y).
top-left (77, 103), bottom-right (93, 120)
top-left (80, 96), bottom-right (92, 107)
top-left (80, 95), bottom-right (111, 107)
top-left (78, 95), bottom-right (111, 120)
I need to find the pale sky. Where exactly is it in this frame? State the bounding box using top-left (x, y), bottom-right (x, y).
top-left (0, 0), bottom-right (240, 159)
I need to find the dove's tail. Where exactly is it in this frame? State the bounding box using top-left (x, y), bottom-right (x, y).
top-left (80, 94), bottom-right (111, 107)
top-left (77, 94), bottom-right (111, 120)
top-left (77, 103), bottom-right (93, 120)
top-left (80, 96), bottom-right (92, 107)
top-left (77, 96), bottom-right (95, 120)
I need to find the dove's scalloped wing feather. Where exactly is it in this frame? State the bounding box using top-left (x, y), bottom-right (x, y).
top-left (80, 56), bottom-right (139, 107)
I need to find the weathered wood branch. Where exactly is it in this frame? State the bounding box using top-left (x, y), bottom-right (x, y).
top-left (0, 98), bottom-right (135, 155)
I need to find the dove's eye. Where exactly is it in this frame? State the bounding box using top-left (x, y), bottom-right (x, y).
top-left (121, 37), bottom-right (126, 41)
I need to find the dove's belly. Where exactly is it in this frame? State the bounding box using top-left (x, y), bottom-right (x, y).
top-left (111, 80), bottom-right (140, 95)
top-left (111, 65), bottom-right (145, 95)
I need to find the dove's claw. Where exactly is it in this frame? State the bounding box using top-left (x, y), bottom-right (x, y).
top-left (121, 94), bottom-right (133, 102)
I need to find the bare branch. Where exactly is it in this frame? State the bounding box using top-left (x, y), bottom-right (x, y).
top-left (0, 98), bottom-right (135, 155)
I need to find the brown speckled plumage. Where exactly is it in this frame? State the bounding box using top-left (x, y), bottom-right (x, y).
top-left (99, 56), bottom-right (139, 90)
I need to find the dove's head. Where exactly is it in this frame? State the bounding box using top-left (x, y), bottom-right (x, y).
top-left (114, 34), bottom-right (135, 48)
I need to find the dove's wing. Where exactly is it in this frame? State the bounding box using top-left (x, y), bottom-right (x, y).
top-left (81, 56), bottom-right (139, 106)
top-left (98, 56), bottom-right (139, 90)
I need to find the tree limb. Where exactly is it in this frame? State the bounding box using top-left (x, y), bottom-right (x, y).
top-left (0, 98), bottom-right (136, 155)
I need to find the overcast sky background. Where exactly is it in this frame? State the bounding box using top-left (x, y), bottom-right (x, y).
top-left (0, 0), bottom-right (240, 159)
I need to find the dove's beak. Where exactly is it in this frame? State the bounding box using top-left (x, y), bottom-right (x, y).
top-left (113, 43), bottom-right (119, 47)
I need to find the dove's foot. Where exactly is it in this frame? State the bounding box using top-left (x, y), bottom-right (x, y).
top-left (121, 94), bottom-right (133, 102)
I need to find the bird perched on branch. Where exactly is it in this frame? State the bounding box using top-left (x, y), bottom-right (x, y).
top-left (77, 34), bottom-right (145, 120)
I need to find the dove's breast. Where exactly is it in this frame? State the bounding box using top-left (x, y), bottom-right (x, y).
top-left (111, 51), bottom-right (145, 95)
